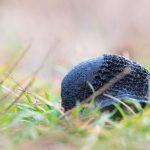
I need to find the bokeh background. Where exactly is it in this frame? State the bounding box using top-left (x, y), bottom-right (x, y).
top-left (0, 0), bottom-right (150, 90)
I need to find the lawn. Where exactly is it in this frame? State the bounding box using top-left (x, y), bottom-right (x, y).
top-left (0, 53), bottom-right (150, 150)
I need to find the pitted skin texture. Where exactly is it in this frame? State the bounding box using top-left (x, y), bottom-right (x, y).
top-left (61, 54), bottom-right (149, 111)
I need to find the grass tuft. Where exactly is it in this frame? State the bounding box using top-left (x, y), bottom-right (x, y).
top-left (0, 51), bottom-right (150, 150)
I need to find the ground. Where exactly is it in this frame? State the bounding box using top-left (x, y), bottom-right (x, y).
top-left (0, 64), bottom-right (150, 150)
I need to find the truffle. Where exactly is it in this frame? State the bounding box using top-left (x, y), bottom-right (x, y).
top-left (61, 54), bottom-right (149, 111)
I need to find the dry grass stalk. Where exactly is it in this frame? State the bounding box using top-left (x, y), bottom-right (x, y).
top-left (103, 93), bottom-right (136, 115)
top-left (0, 44), bottom-right (31, 85)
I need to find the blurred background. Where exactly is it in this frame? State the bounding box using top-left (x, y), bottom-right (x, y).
top-left (0, 0), bottom-right (150, 90)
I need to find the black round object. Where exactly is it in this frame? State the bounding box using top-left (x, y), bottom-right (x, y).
top-left (61, 54), bottom-right (149, 111)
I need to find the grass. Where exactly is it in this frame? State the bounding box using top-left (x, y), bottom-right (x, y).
top-left (0, 50), bottom-right (150, 150)
top-left (0, 74), bottom-right (150, 150)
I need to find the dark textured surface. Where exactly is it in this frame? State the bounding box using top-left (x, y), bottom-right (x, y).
top-left (61, 54), bottom-right (150, 111)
